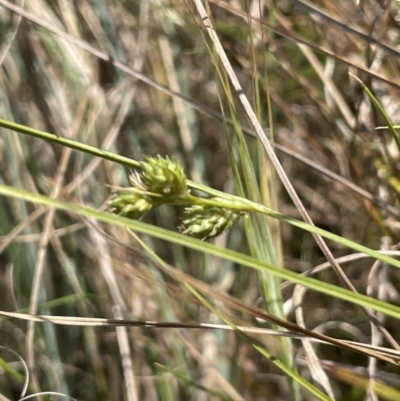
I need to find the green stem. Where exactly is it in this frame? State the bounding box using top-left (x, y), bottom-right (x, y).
top-left (0, 118), bottom-right (141, 169)
top-left (2, 118), bottom-right (400, 270)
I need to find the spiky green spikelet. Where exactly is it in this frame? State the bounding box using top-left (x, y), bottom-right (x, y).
top-left (108, 192), bottom-right (152, 220)
top-left (108, 155), bottom-right (188, 220)
top-left (109, 157), bottom-right (244, 238)
top-left (181, 204), bottom-right (242, 240)
top-left (139, 155), bottom-right (188, 196)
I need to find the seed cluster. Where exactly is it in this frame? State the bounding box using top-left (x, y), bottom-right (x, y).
top-left (108, 155), bottom-right (244, 240)
top-left (108, 192), bottom-right (152, 220)
top-left (139, 155), bottom-right (188, 196)
top-left (180, 205), bottom-right (242, 240)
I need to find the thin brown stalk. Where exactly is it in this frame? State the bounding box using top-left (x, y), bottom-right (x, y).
top-left (26, 147), bottom-right (73, 395)
top-left (26, 94), bottom-right (88, 393)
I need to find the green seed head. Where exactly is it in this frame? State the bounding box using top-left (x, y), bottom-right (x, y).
top-left (181, 204), bottom-right (241, 240)
top-left (108, 192), bottom-right (152, 220)
top-left (139, 155), bottom-right (188, 196)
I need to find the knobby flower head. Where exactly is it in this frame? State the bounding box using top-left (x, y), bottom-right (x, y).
top-left (181, 204), bottom-right (242, 241)
top-left (108, 155), bottom-right (188, 220)
top-left (108, 191), bottom-right (152, 220)
top-left (139, 155), bottom-right (188, 196)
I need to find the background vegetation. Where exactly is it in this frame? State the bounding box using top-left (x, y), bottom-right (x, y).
top-left (1, 0), bottom-right (400, 400)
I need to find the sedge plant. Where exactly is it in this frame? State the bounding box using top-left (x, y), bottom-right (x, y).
top-left (2, 1), bottom-right (400, 400)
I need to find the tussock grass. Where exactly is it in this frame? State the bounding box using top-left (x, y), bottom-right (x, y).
top-left (1, 1), bottom-right (400, 400)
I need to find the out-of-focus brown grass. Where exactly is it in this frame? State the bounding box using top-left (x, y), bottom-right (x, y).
top-left (1, 0), bottom-right (400, 400)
